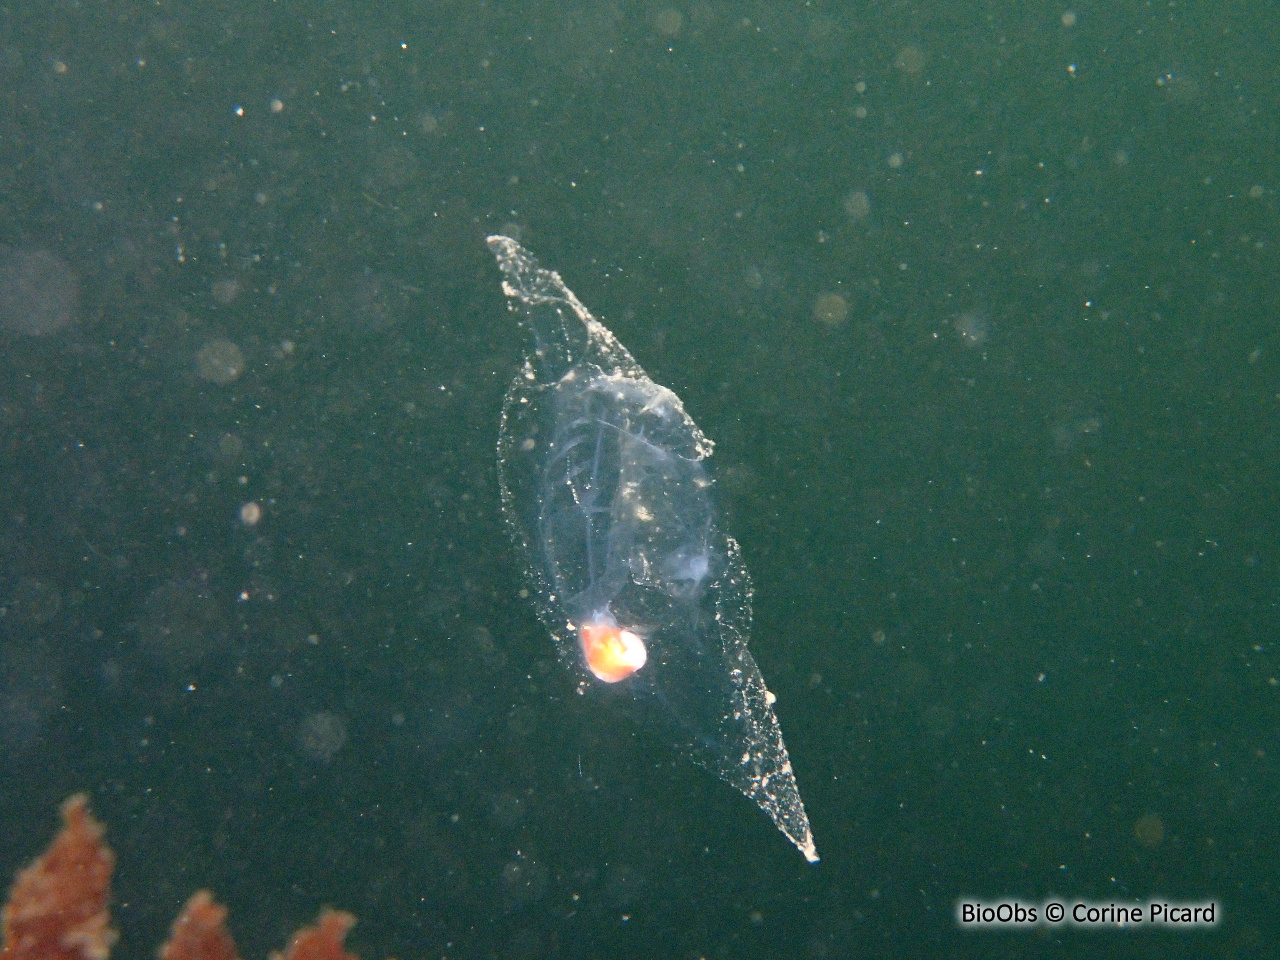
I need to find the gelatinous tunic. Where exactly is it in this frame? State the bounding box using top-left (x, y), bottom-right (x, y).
top-left (489, 235), bottom-right (818, 862)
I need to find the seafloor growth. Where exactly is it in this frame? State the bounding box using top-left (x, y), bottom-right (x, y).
top-left (1, 795), bottom-right (361, 960)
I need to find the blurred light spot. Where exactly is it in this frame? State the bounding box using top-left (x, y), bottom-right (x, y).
top-left (298, 710), bottom-right (347, 762)
top-left (0, 646), bottom-right (61, 754)
top-left (813, 292), bottom-right (849, 327)
top-left (217, 432), bottom-right (244, 460)
top-left (211, 278), bottom-right (242, 304)
top-left (843, 190), bottom-right (870, 221)
top-left (954, 309), bottom-right (990, 346)
top-left (653, 8), bottom-right (682, 36)
top-left (500, 851), bottom-right (548, 910)
top-left (7, 577), bottom-right (62, 625)
top-left (1134, 812), bottom-right (1164, 847)
top-left (196, 338), bottom-right (245, 384)
top-left (490, 791), bottom-right (525, 828)
top-left (137, 577), bottom-right (226, 672)
top-left (895, 46), bottom-right (926, 76)
top-left (0, 248), bottom-right (78, 336)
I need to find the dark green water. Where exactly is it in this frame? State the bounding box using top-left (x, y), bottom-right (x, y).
top-left (1, 1), bottom-right (1277, 958)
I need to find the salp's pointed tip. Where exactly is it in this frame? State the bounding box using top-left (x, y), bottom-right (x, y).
top-left (783, 822), bottom-right (819, 863)
top-left (799, 837), bottom-right (820, 863)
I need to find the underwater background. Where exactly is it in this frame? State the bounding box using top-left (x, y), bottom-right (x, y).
top-left (1, 1), bottom-right (1276, 957)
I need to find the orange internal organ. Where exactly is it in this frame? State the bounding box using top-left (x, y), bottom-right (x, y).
top-left (578, 617), bottom-right (647, 683)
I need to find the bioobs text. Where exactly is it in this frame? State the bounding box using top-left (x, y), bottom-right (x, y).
top-left (958, 902), bottom-right (1040, 926)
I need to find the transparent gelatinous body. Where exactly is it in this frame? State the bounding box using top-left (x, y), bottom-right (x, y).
top-left (489, 235), bottom-right (818, 862)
